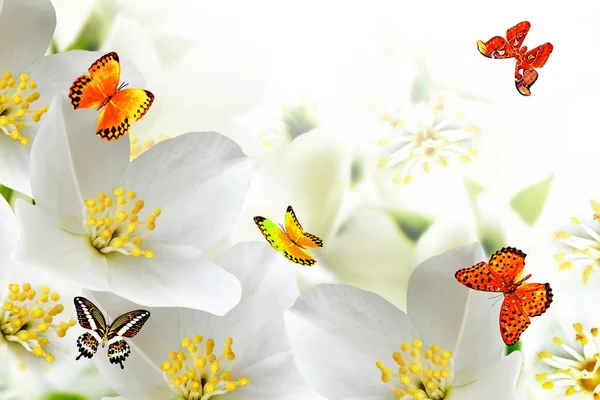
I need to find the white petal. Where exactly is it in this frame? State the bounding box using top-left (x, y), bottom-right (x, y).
top-left (86, 290), bottom-right (179, 400)
top-left (118, 131), bottom-right (251, 249)
top-left (0, 141), bottom-right (32, 196)
top-left (407, 242), bottom-right (505, 386)
top-left (107, 242), bottom-right (241, 314)
top-left (227, 353), bottom-right (320, 400)
top-left (0, 0), bottom-right (55, 73)
top-left (180, 241), bottom-right (298, 368)
top-left (0, 197), bottom-right (18, 276)
top-left (284, 284), bottom-right (417, 400)
top-left (12, 201), bottom-right (110, 290)
top-left (30, 93), bottom-right (129, 233)
top-left (449, 352), bottom-right (522, 400)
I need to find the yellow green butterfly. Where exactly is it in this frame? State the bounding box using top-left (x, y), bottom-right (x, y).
top-left (253, 205), bottom-right (323, 266)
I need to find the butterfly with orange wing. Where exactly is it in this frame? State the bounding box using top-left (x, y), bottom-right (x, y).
top-left (477, 21), bottom-right (553, 96)
top-left (68, 52), bottom-right (154, 141)
top-left (455, 247), bottom-right (553, 346)
top-left (254, 205), bottom-right (323, 266)
top-left (74, 296), bottom-right (150, 369)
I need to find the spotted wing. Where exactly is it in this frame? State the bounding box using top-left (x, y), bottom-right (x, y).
top-left (106, 310), bottom-right (151, 341)
top-left (487, 247), bottom-right (527, 285)
top-left (454, 262), bottom-right (506, 292)
top-left (74, 296), bottom-right (107, 338)
top-left (284, 205), bottom-right (323, 249)
top-left (505, 21), bottom-right (531, 50)
top-left (254, 216), bottom-right (294, 252)
top-left (499, 293), bottom-right (531, 346)
top-left (68, 52), bottom-right (120, 110)
top-left (75, 332), bottom-right (100, 361)
top-left (283, 245), bottom-right (317, 267)
top-left (95, 88), bottom-right (154, 141)
top-left (523, 43), bottom-right (553, 68)
top-left (477, 21), bottom-right (530, 59)
top-left (107, 339), bottom-right (131, 369)
top-left (514, 282), bottom-right (553, 317)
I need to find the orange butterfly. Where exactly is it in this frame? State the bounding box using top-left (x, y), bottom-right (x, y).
top-left (68, 52), bottom-right (154, 141)
top-left (254, 205), bottom-right (323, 266)
top-left (455, 247), bottom-right (553, 346)
top-left (477, 21), bottom-right (553, 96)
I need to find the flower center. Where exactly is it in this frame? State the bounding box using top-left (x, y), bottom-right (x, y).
top-left (82, 187), bottom-right (161, 258)
top-left (536, 322), bottom-right (600, 396)
top-left (129, 133), bottom-right (171, 161)
top-left (0, 72), bottom-right (48, 146)
top-left (375, 339), bottom-right (453, 399)
top-left (161, 335), bottom-right (249, 400)
top-left (376, 96), bottom-right (479, 185)
top-left (0, 283), bottom-right (75, 363)
top-left (258, 96), bottom-right (319, 148)
top-left (554, 202), bottom-right (600, 284)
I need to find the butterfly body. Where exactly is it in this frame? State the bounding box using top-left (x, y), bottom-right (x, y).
top-left (68, 52), bottom-right (154, 141)
top-left (254, 206), bottom-right (323, 266)
top-left (477, 21), bottom-right (553, 96)
top-left (455, 247), bottom-right (553, 345)
top-left (73, 296), bottom-right (150, 369)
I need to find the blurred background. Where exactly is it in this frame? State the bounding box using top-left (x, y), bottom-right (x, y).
top-left (2, 0), bottom-right (600, 398)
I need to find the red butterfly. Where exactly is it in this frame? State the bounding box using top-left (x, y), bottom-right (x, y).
top-left (455, 247), bottom-right (553, 346)
top-left (477, 21), bottom-right (553, 96)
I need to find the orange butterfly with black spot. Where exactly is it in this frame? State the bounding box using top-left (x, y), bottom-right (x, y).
top-left (254, 205), bottom-right (323, 266)
top-left (455, 247), bottom-right (553, 346)
top-left (68, 52), bottom-right (154, 141)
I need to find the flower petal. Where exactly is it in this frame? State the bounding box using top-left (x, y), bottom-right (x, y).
top-left (449, 352), bottom-right (522, 400)
top-left (284, 284), bottom-right (417, 400)
top-left (30, 93), bottom-right (129, 233)
top-left (118, 131), bottom-right (251, 249)
top-left (0, 0), bottom-right (55, 73)
top-left (12, 200), bottom-right (110, 291)
top-left (180, 241), bottom-right (297, 368)
top-left (86, 290), bottom-right (180, 400)
top-left (0, 196), bottom-right (18, 277)
top-left (106, 241), bottom-right (241, 314)
top-left (407, 242), bottom-right (505, 386)
top-left (0, 142), bottom-right (32, 196)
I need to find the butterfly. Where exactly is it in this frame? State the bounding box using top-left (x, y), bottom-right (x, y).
top-left (68, 52), bottom-right (154, 141)
top-left (73, 296), bottom-right (150, 369)
top-left (455, 247), bottom-right (553, 346)
top-left (254, 205), bottom-right (323, 266)
top-left (477, 21), bottom-right (553, 96)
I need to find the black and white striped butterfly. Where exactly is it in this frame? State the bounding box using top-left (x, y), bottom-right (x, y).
top-left (73, 296), bottom-right (150, 369)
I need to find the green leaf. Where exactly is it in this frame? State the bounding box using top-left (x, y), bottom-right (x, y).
top-left (350, 157), bottom-right (363, 187)
top-left (64, 0), bottom-right (117, 52)
top-left (0, 185), bottom-right (11, 202)
top-left (42, 393), bottom-right (88, 400)
top-left (7, 189), bottom-right (34, 206)
top-left (509, 174), bottom-right (554, 226)
top-left (479, 225), bottom-right (507, 258)
top-left (281, 104), bottom-right (319, 140)
top-left (463, 177), bottom-right (485, 218)
top-left (389, 210), bottom-right (434, 244)
top-left (505, 340), bottom-right (521, 355)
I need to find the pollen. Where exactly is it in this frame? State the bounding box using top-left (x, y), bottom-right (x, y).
top-left (0, 72), bottom-right (47, 146)
top-left (375, 339), bottom-right (453, 399)
top-left (0, 283), bottom-right (74, 363)
top-left (377, 95), bottom-right (479, 185)
top-left (82, 188), bottom-right (161, 258)
top-left (129, 133), bottom-right (171, 161)
top-left (536, 322), bottom-right (600, 397)
top-left (554, 201), bottom-right (600, 285)
top-left (161, 335), bottom-right (248, 400)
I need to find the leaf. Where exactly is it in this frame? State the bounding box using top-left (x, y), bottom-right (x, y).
top-left (389, 210), bottom-right (433, 244)
top-left (281, 104), bottom-right (319, 140)
top-left (350, 157), bottom-right (363, 187)
top-left (0, 185), bottom-right (11, 202)
top-left (42, 393), bottom-right (88, 400)
top-left (509, 174), bottom-right (554, 226)
top-left (505, 340), bottom-right (521, 355)
top-left (463, 177), bottom-right (485, 218)
top-left (64, 0), bottom-right (117, 52)
top-left (479, 225), bottom-right (507, 259)
top-left (7, 189), bottom-right (34, 207)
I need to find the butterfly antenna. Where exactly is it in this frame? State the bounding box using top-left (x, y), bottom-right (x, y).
top-left (117, 81), bottom-right (129, 92)
top-left (491, 296), bottom-right (504, 308)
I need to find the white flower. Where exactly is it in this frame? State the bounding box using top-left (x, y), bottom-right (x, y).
top-left (87, 242), bottom-right (323, 400)
top-left (12, 93), bottom-right (251, 314)
top-left (284, 243), bottom-right (522, 400)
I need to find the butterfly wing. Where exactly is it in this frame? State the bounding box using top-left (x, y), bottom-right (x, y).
top-left (107, 339), bottom-right (131, 369)
top-left (506, 21), bottom-right (530, 50)
top-left (514, 282), bottom-right (553, 317)
top-left (499, 293), bottom-right (530, 346)
top-left (74, 296), bottom-right (107, 337)
top-left (68, 52), bottom-right (120, 110)
top-left (477, 36), bottom-right (515, 59)
top-left (254, 215), bottom-right (316, 266)
top-left (515, 43), bottom-right (553, 96)
top-left (488, 247), bottom-right (527, 285)
top-left (284, 205), bottom-right (323, 249)
top-left (523, 43), bottom-right (553, 68)
top-left (106, 310), bottom-right (151, 341)
top-left (454, 261), bottom-right (506, 292)
top-left (75, 332), bottom-right (100, 360)
top-left (95, 88), bottom-right (154, 141)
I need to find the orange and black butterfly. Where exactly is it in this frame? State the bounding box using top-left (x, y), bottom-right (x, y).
top-left (455, 247), bottom-right (553, 346)
top-left (477, 21), bottom-right (553, 96)
top-left (74, 296), bottom-right (150, 369)
top-left (254, 206), bottom-right (323, 266)
top-left (68, 52), bottom-right (154, 141)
